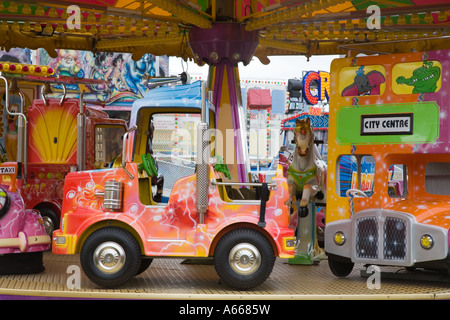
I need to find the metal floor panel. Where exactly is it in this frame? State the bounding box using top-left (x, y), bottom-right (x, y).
top-left (0, 252), bottom-right (450, 299)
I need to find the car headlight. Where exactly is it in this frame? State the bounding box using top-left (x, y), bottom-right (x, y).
top-left (333, 231), bottom-right (346, 246)
top-left (420, 234), bottom-right (434, 249)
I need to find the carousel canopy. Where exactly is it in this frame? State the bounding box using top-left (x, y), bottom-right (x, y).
top-left (0, 0), bottom-right (448, 63)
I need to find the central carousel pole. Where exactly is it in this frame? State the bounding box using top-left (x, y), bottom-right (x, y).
top-left (189, 23), bottom-right (259, 182)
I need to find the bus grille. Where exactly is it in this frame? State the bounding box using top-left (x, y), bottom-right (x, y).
top-left (355, 215), bottom-right (407, 261)
top-left (356, 217), bottom-right (378, 259)
top-left (383, 217), bottom-right (407, 260)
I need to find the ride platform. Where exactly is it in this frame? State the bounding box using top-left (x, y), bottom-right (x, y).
top-left (1, 252), bottom-right (450, 300)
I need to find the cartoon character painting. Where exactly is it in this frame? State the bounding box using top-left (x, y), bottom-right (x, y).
top-left (54, 50), bottom-right (84, 78)
top-left (90, 52), bottom-right (114, 101)
top-left (39, 49), bottom-right (169, 105)
top-left (396, 60), bottom-right (441, 93)
top-left (341, 66), bottom-right (386, 96)
top-left (124, 53), bottom-right (157, 96)
top-left (90, 52), bottom-right (157, 101)
top-left (110, 54), bottom-right (131, 93)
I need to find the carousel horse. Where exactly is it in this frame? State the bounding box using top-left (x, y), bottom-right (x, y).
top-left (287, 118), bottom-right (327, 264)
top-left (287, 118), bottom-right (319, 221)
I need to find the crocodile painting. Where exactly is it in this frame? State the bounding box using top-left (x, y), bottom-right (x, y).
top-left (396, 60), bottom-right (441, 94)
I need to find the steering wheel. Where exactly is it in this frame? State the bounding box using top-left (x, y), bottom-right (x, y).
top-left (139, 153), bottom-right (158, 177)
top-left (346, 188), bottom-right (368, 198)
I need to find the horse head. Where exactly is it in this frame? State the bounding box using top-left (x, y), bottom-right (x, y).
top-left (294, 118), bottom-right (313, 157)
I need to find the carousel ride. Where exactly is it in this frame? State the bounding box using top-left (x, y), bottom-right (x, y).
top-left (0, 0), bottom-right (449, 299)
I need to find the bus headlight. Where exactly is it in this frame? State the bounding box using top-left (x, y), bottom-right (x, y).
top-left (333, 231), bottom-right (346, 246)
top-left (420, 234), bottom-right (434, 249)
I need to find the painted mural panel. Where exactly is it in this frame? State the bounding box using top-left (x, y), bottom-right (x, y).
top-left (392, 60), bottom-right (442, 94)
top-left (340, 65), bottom-right (386, 97)
top-left (38, 49), bottom-right (169, 106)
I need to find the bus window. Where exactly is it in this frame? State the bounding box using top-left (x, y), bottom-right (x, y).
top-left (338, 155), bottom-right (356, 197)
top-left (425, 162), bottom-right (450, 196)
top-left (360, 156), bottom-right (375, 196)
top-left (337, 155), bottom-right (375, 197)
top-left (388, 164), bottom-right (408, 197)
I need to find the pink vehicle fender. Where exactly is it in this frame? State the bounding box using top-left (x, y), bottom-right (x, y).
top-left (0, 184), bottom-right (50, 274)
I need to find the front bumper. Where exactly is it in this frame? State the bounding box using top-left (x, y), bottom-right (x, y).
top-left (279, 236), bottom-right (296, 258)
top-left (52, 229), bottom-right (77, 255)
top-left (325, 209), bottom-right (448, 267)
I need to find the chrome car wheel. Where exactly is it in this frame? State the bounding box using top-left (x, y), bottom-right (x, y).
top-left (228, 242), bottom-right (261, 275)
top-left (93, 241), bottom-right (126, 274)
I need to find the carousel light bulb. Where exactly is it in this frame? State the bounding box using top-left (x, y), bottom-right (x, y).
top-left (438, 11), bottom-right (447, 22)
top-left (33, 23), bottom-right (42, 32)
top-left (11, 21), bottom-right (20, 32)
top-left (22, 4), bottom-right (32, 14)
top-left (35, 6), bottom-right (45, 16)
top-left (0, 21), bottom-right (9, 31)
top-left (411, 14), bottom-right (420, 25)
top-left (396, 15), bottom-right (406, 25)
top-left (48, 7), bottom-right (58, 18)
top-left (384, 16), bottom-right (393, 26)
top-left (22, 21), bottom-right (31, 32)
top-left (333, 20), bottom-right (341, 31)
top-left (55, 24), bottom-right (65, 33)
top-left (44, 23), bottom-right (53, 34)
top-left (87, 12), bottom-right (97, 24)
top-left (8, 2), bottom-right (18, 13)
top-left (424, 12), bottom-right (433, 24)
top-left (345, 19), bottom-right (353, 29)
top-left (358, 18), bottom-right (366, 29)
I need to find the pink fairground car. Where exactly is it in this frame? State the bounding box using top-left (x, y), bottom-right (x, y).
top-left (0, 180), bottom-right (51, 274)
